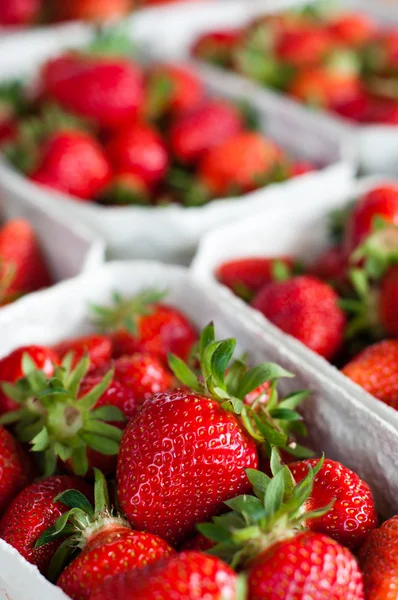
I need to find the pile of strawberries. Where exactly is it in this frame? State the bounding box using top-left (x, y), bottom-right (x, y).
top-left (192, 7), bottom-right (398, 125)
top-left (0, 288), bottom-right (395, 599)
top-left (0, 34), bottom-right (311, 207)
top-left (216, 183), bottom-right (398, 412)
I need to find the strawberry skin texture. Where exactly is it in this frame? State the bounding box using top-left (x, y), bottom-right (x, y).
top-left (169, 100), bottom-right (243, 164)
top-left (248, 531), bottom-right (364, 600)
top-left (30, 130), bottom-right (112, 201)
top-left (117, 388), bottom-right (258, 545)
top-left (0, 426), bottom-right (35, 515)
top-left (111, 303), bottom-right (197, 362)
top-left (199, 132), bottom-right (282, 196)
top-left (0, 344), bottom-right (58, 414)
top-left (0, 219), bottom-right (52, 303)
top-left (112, 353), bottom-right (173, 405)
top-left (380, 266), bottom-right (398, 337)
top-left (342, 340), bottom-right (398, 409)
top-left (251, 275), bottom-right (346, 360)
top-left (105, 122), bottom-right (169, 188)
top-left (0, 0), bottom-right (40, 25)
top-left (88, 551), bottom-right (237, 600)
top-left (0, 475), bottom-right (90, 572)
top-left (58, 526), bottom-right (174, 600)
top-left (53, 334), bottom-right (112, 372)
top-left (359, 515), bottom-right (398, 600)
top-left (290, 458), bottom-right (377, 549)
top-left (180, 533), bottom-right (215, 552)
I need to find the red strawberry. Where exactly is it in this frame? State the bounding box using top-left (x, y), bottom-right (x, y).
top-left (191, 29), bottom-right (242, 66)
top-left (289, 160), bottom-right (314, 177)
top-left (180, 533), bottom-right (215, 552)
top-left (363, 96), bottom-right (398, 125)
top-left (216, 256), bottom-right (294, 301)
top-left (251, 275), bottom-right (346, 360)
top-left (328, 13), bottom-right (376, 47)
top-left (52, 0), bottom-right (131, 22)
top-left (0, 0), bottom-right (40, 25)
top-left (342, 339), bottom-right (398, 409)
top-left (290, 458), bottom-right (377, 549)
top-left (35, 471), bottom-right (173, 600)
top-left (344, 185), bottom-right (398, 255)
top-left (0, 344), bottom-right (58, 414)
top-left (92, 290), bottom-right (197, 362)
top-left (105, 122), bottom-right (169, 188)
top-left (289, 67), bottom-right (363, 111)
top-left (88, 551), bottom-right (237, 600)
top-left (276, 27), bottom-right (332, 67)
top-left (310, 246), bottom-right (348, 286)
top-left (41, 55), bottom-right (145, 129)
top-left (53, 334), bottom-right (112, 371)
top-left (146, 64), bottom-right (204, 119)
top-left (359, 515), bottom-right (398, 600)
top-left (0, 426), bottom-right (34, 514)
top-left (0, 475), bottom-right (91, 572)
top-left (30, 130), bottom-right (111, 201)
top-left (198, 131), bottom-right (282, 196)
top-left (111, 353), bottom-right (173, 405)
top-left (332, 89), bottom-right (369, 122)
top-left (99, 172), bottom-right (150, 206)
top-left (169, 99), bottom-right (243, 165)
top-left (0, 219), bottom-right (52, 305)
top-left (380, 265), bottom-right (398, 336)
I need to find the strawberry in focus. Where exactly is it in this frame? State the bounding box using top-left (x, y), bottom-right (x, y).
top-left (359, 515), bottom-right (398, 600)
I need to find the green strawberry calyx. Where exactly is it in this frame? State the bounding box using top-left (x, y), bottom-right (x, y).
top-left (351, 219), bottom-right (398, 279)
top-left (169, 322), bottom-right (313, 459)
top-left (35, 469), bottom-right (130, 581)
top-left (0, 353), bottom-right (124, 477)
top-left (197, 450), bottom-right (333, 569)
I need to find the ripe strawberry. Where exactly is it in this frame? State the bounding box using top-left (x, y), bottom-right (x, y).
top-left (0, 219), bottom-right (52, 305)
top-left (117, 324), bottom-right (299, 545)
top-left (169, 100), bottom-right (243, 165)
top-left (180, 533), bottom-right (215, 552)
top-left (342, 340), bottom-right (398, 409)
top-left (0, 0), bottom-right (41, 25)
top-left (251, 275), bottom-right (346, 360)
top-left (191, 29), bottom-right (242, 66)
top-left (0, 425), bottom-right (34, 514)
top-left (105, 122), bottom-right (169, 188)
top-left (344, 185), bottom-right (398, 255)
top-left (276, 27), bottom-right (332, 67)
top-left (0, 475), bottom-right (91, 572)
top-left (88, 551), bottom-right (237, 600)
top-left (363, 96), bottom-right (398, 125)
top-left (310, 246), bottom-right (348, 286)
top-left (41, 55), bottom-right (145, 129)
top-left (328, 13), bottom-right (376, 47)
top-left (146, 64), bottom-right (204, 119)
top-left (92, 289), bottom-right (197, 362)
top-left (52, 0), bottom-right (131, 22)
top-left (36, 470), bottom-right (173, 600)
top-left (289, 160), bottom-right (314, 177)
top-left (289, 67), bottom-right (363, 111)
top-left (0, 344), bottom-right (58, 414)
top-left (30, 130), bottom-right (111, 201)
top-left (53, 334), bottom-right (112, 371)
top-left (290, 458), bottom-right (377, 549)
top-left (216, 256), bottom-right (294, 301)
top-left (359, 515), bottom-right (398, 600)
top-left (198, 131), bottom-right (282, 196)
top-left (110, 353), bottom-right (173, 405)
top-left (380, 265), bottom-right (398, 336)
top-left (99, 172), bottom-right (150, 206)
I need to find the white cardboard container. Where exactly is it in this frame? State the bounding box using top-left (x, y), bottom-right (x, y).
top-left (192, 175), bottom-right (398, 435)
top-left (1, 260), bottom-right (398, 598)
top-left (0, 7), bottom-right (353, 264)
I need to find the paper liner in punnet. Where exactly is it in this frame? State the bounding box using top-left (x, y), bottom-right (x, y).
top-left (139, 0), bottom-right (398, 176)
top-left (0, 13), bottom-right (352, 264)
top-left (192, 175), bottom-right (398, 440)
top-left (0, 261), bottom-right (398, 599)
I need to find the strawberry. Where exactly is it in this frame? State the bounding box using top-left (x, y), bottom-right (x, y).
top-left (99, 172), bottom-right (150, 206)
top-left (289, 67), bottom-right (363, 111)
top-left (251, 275), bottom-right (346, 360)
top-left (180, 532), bottom-right (215, 552)
top-left (359, 515), bottom-right (398, 600)
top-left (379, 265), bottom-right (398, 336)
top-left (328, 13), bottom-right (376, 47)
top-left (88, 551), bottom-right (238, 600)
top-left (310, 246), bottom-right (348, 286)
top-left (342, 339), bottom-right (398, 409)
top-left (146, 64), bottom-right (204, 119)
top-left (363, 96), bottom-right (398, 125)
top-left (289, 160), bottom-right (314, 176)
top-left (110, 353), bottom-right (173, 405)
top-left (105, 122), bottom-right (169, 188)
top-left (30, 130), bottom-right (112, 201)
top-left (52, 0), bottom-right (131, 22)
top-left (216, 256), bottom-right (294, 301)
top-left (117, 323), bottom-right (301, 545)
top-left (0, 475), bottom-right (91, 572)
top-left (53, 334), bottom-right (112, 371)
top-left (169, 99), bottom-right (243, 165)
top-left (35, 470), bottom-right (173, 600)
top-left (0, 344), bottom-right (58, 414)
top-left (363, 31), bottom-right (398, 75)
top-left (0, 0), bottom-right (41, 25)
top-left (198, 131), bottom-right (283, 197)
top-left (0, 425), bottom-right (34, 514)
top-left (290, 458), bottom-right (377, 549)
top-left (0, 219), bottom-right (52, 305)
top-left (92, 290), bottom-right (197, 362)
top-left (275, 26), bottom-right (332, 67)
top-left (191, 29), bottom-right (242, 67)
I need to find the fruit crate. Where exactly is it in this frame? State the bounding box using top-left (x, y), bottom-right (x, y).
top-left (0, 22), bottom-right (352, 264)
top-left (0, 260), bottom-right (398, 599)
top-left (138, 0), bottom-right (398, 176)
